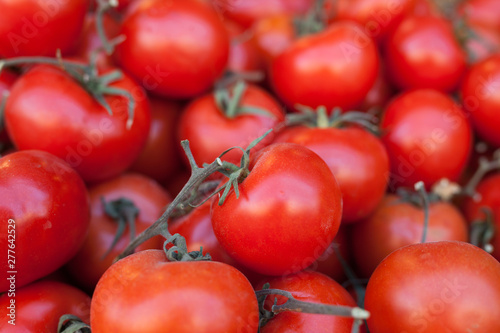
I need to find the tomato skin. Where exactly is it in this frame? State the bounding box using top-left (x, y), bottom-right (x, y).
top-left (129, 97), bottom-right (183, 183)
top-left (211, 143), bottom-right (342, 276)
top-left (4, 64), bottom-right (151, 183)
top-left (0, 0), bottom-right (88, 57)
top-left (0, 70), bottom-right (17, 145)
top-left (459, 0), bottom-right (500, 31)
top-left (66, 173), bottom-right (171, 292)
top-left (274, 126), bottom-right (389, 223)
top-left (463, 173), bottom-right (500, 261)
top-left (115, 0), bottom-right (229, 99)
top-left (0, 280), bottom-right (90, 332)
top-left (352, 195), bottom-right (469, 278)
top-left (465, 22), bottom-right (500, 63)
top-left (385, 16), bottom-right (466, 93)
top-left (270, 21), bottom-right (379, 111)
top-left (0, 150), bottom-right (90, 291)
top-left (177, 83), bottom-right (285, 166)
top-left (258, 271), bottom-right (356, 333)
top-left (91, 250), bottom-right (259, 333)
top-left (225, 20), bottom-right (264, 74)
top-left (461, 55), bottom-right (500, 148)
top-left (381, 89), bottom-right (472, 190)
top-left (365, 241), bottom-right (500, 333)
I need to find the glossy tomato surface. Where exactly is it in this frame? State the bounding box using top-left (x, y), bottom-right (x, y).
top-left (365, 241), bottom-right (500, 333)
top-left (211, 143), bottom-right (342, 275)
top-left (91, 250), bottom-right (259, 333)
top-left (0, 150), bottom-right (90, 291)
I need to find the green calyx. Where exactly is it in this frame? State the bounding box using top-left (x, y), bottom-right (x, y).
top-left (293, 0), bottom-right (328, 37)
top-left (214, 80), bottom-right (274, 119)
top-left (470, 207), bottom-right (496, 254)
top-left (101, 197), bottom-right (139, 259)
top-left (287, 105), bottom-right (380, 134)
top-left (57, 315), bottom-right (91, 333)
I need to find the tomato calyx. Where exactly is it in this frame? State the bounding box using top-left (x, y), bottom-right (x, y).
top-left (287, 105), bottom-right (379, 134)
top-left (117, 131), bottom-right (271, 260)
top-left (0, 54), bottom-right (135, 129)
top-left (163, 233), bottom-right (211, 262)
top-left (57, 314), bottom-right (90, 333)
top-left (293, 0), bottom-right (328, 37)
top-left (462, 151), bottom-right (500, 198)
top-left (256, 284), bottom-right (370, 331)
top-left (470, 207), bottom-right (496, 254)
top-left (100, 197), bottom-right (140, 258)
top-left (214, 80), bottom-right (275, 119)
top-left (95, 0), bottom-right (120, 55)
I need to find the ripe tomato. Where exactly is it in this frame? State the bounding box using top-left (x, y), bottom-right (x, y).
top-left (385, 16), bottom-right (466, 92)
top-left (459, 0), bottom-right (500, 31)
top-left (0, 0), bottom-right (88, 57)
top-left (114, 0), bottom-right (229, 99)
top-left (365, 241), bottom-right (500, 333)
top-left (333, 0), bottom-right (417, 43)
top-left (463, 173), bottom-right (500, 261)
top-left (211, 143), bottom-right (342, 276)
top-left (216, 0), bottom-right (314, 28)
top-left (0, 150), bottom-right (90, 291)
top-left (129, 97), bottom-right (183, 183)
top-left (359, 65), bottom-right (394, 112)
top-left (66, 173), bottom-right (171, 292)
top-left (0, 280), bottom-right (90, 332)
top-left (177, 82), bottom-right (285, 166)
top-left (461, 55), bottom-right (500, 148)
top-left (381, 89), bottom-right (472, 190)
top-left (4, 64), bottom-right (151, 183)
top-left (91, 250), bottom-right (259, 333)
top-left (351, 195), bottom-right (469, 278)
top-left (275, 125), bottom-right (389, 223)
top-left (258, 270), bottom-right (357, 332)
top-left (225, 20), bottom-right (264, 74)
top-left (270, 21), bottom-right (379, 111)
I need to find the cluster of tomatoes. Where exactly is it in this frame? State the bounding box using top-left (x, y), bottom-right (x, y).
top-left (1, 0), bottom-right (500, 332)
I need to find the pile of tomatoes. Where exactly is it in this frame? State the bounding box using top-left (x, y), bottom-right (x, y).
top-left (1, 0), bottom-right (500, 332)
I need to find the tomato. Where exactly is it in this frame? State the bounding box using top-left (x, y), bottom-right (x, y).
top-left (274, 125), bottom-right (389, 223)
top-left (333, 0), bottom-right (417, 43)
top-left (351, 195), bottom-right (469, 278)
top-left (381, 89), bottom-right (472, 190)
top-left (270, 21), bottom-right (379, 112)
top-left (461, 55), bottom-right (500, 148)
top-left (91, 249), bottom-right (259, 333)
top-left (211, 143), bottom-right (342, 276)
top-left (225, 20), bottom-right (263, 74)
top-left (4, 64), bottom-right (151, 183)
top-left (0, 280), bottom-right (90, 332)
top-left (385, 15), bottom-right (466, 92)
top-left (463, 173), bottom-right (500, 261)
top-left (129, 97), bottom-right (183, 183)
top-left (216, 0), bottom-right (314, 28)
top-left (0, 70), bottom-right (17, 146)
top-left (459, 0), bottom-right (500, 31)
top-left (365, 241), bottom-right (500, 333)
top-left (258, 270), bottom-right (357, 332)
top-left (114, 0), bottom-right (230, 99)
top-left (0, 150), bottom-right (90, 291)
top-left (0, 0), bottom-right (88, 57)
top-left (359, 64), bottom-right (394, 112)
top-left (66, 173), bottom-right (171, 292)
top-left (73, 12), bottom-right (121, 70)
top-left (177, 82), bottom-right (285, 166)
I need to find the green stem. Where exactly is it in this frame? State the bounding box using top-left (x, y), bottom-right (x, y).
top-left (414, 181), bottom-right (430, 243)
top-left (461, 155), bottom-right (500, 198)
top-left (96, 0), bottom-right (119, 55)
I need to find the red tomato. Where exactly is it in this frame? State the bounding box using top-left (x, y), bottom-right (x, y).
top-left (4, 64), bottom-right (151, 183)
top-left (351, 195), bottom-right (469, 278)
top-left (211, 143), bottom-right (342, 276)
top-left (385, 16), bottom-right (466, 92)
top-left (0, 280), bottom-right (90, 332)
top-left (333, 0), bottom-right (417, 43)
top-left (365, 241), bottom-right (500, 333)
top-left (177, 82), bottom-right (285, 166)
top-left (66, 173), bottom-right (171, 292)
top-left (270, 21), bottom-right (379, 111)
top-left (216, 0), bottom-right (314, 28)
top-left (381, 89), bottom-right (472, 190)
top-left (258, 270), bottom-right (357, 332)
top-left (463, 173), bottom-right (500, 261)
top-left (225, 20), bottom-right (264, 74)
top-left (0, 0), bottom-right (88, 57)
top-left (461, 55), bottom-right (500, 148)
top-left (359, 64), bottom-right (394, 112)
top-left (114, 0), bottom-right (230, 99)
top-left (274, 126), bottom-right (389, 223)
top-left (0, 150), bottom-right (90, 291)
top-left (129, 97), bottom-right (183, 183)
top-left (91, 249), bottom-right (259, 333)
top-left (459, 0), bottom-right (500, 31)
